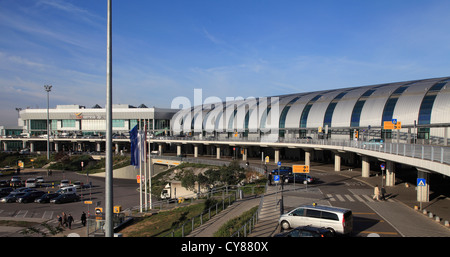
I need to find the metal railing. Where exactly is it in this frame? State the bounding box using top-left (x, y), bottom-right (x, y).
top-left (153, 137), bottom-right (450, 165)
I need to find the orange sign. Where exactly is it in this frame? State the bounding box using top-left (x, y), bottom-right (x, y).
top-left (384, 121), bottom-right (402, 130)
top-left (293, 165), bottom-right (309, 173)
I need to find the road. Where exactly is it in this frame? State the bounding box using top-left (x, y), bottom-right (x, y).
top-left (281, 171), bottom-right (400, 237)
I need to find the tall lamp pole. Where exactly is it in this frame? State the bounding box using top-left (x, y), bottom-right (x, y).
top-left (44, 85), bottom-right (52, 160)
top-left (105, 0), bottom-right (114, 237)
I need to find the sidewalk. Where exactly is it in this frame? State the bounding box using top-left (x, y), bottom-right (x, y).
top-left (187, 197), bottom-right (260, 237)
top-left (248, 184), bottom-right (281, 237)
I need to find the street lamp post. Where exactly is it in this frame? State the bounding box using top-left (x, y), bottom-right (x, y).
top-left (44, 85), bottom-right (52, 160)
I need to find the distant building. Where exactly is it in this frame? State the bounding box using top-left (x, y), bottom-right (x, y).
top-left (18, 104), bottom-right (178, 137)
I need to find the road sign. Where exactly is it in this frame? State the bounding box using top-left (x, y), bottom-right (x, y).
top-left (277, 161), bottom-right (281, 167)
top-left (384, 121), bottom-right (402, 130)
top-left (84, 200), bottom-right (93, 205)
top-left (392, 119), bottom-right (397, 125)
top-left (380, 163), bottom-right (385, 170)
top-left (274, 175), bottom-right (280, 183)
top-left (417, 178), bottom-right (426, 187)
top-left (293, 165), bottom-right (309, 173)
top-left (265, 156), bottom-right (269, 163)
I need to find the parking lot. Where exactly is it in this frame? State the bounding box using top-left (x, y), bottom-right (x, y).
top-left (0, 168), bottom-right (139, 236)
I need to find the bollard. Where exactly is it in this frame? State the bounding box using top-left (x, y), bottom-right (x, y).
top-left (445, 220), bottom-right (449, 227)
top-left (435, 216), bottom-right (440, 222)
top-left (422, 209), bottom-right (427, 215)
top-left (428, 212), bottom-right (433, 219)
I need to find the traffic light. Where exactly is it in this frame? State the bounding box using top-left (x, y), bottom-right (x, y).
top-left (354, 130), bottom-right (359, 139)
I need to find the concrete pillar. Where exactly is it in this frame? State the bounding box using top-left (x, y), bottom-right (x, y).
top-left (194, 145), bottom-right (198, 158)
top-left (54, 142), bottom-right (59, 153)
top-left (216, 145), bottom-right (221, 159)
top-left (304, 150), bottom-right (311, 167)
top-left (274, 148), bottom-right (280, 164)
top-left (176, 144), bottom-right (182, 156)
top-left (417, 170), bottom-right (430, 202)
top-left (115, 143), bottom-right (119, 154)
top-left (96, 142), bottom-right (101, 152)
top-left (158, 144), bottom-right (163, 156)
top-left (30, 142), bottom-right (34, 153)
top-left (3, 141), bottom-right (7, 151)
top-left (242, 148), bottom-right (247, 161)
top-left (334, 153), bottom-right (341, 172)
top-left (385, 161), bottom-right (396, 187)
top-left (362, 156), bottom-right (370, 178)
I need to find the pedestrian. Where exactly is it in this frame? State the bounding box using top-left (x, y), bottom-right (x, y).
top-left (373, 185), bottom-right (380, 201)
top-left (380, 186), bottom-right (386, 201)
top-left (268, 173), bottom-right (272, 186)
top-left (62, 212), bottom-right (68, 227)
top-left (81, 212), bottom-right (86, 227)
top-left (57, 215), bottom-right (63, 228)
top-left (67, 214), bottom-right (74, 229)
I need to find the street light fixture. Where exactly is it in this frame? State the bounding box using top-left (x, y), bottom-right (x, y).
top-left (44, 85), bottom-right (52, 160)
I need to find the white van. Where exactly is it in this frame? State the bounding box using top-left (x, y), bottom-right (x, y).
top-left (56, 186), bottom-right (77, 195)
top-left (279, 204), bottom-right (353, 235)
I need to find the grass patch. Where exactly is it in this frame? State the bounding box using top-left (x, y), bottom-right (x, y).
top-left (213, 206), bottom-right (259, 237)
top-left (119, 202), bottom-right (207, 237)
top-left (0, 220), bottom-right (40, 228)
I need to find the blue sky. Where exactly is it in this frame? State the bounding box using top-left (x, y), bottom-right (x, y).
top-left (1, 0), bottom-right (450, 126)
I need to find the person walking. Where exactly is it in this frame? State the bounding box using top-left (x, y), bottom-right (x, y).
top-left (373, 185), bottom-right (380, 201)
top-left (81, 212), bottom-right (87, 227)
top-left (380, 186), bottom-right (386, 201)
top-left (62, 212), bottom-right (68, 227)
top-left (57, 215), bottom-right (63, 228)
top-left (67, 214), bottom-right (74, 229)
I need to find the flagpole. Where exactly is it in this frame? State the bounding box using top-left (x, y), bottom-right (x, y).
top-left (144, 124), bottom-right (148, 211)
top-left (139, 130), bottom-right (143, 213)
top-left (104, 0), bottom-right (114, 237)
top-left (148, 139), bottom-right (153, 209)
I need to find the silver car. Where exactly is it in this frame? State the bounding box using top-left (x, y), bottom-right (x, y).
top-left (279, 204), bottom-right (353, 235)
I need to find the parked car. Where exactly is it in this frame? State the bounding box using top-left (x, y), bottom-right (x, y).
top-left (25, 178), bottom-right (37, 188)
top-left (285, 174), bottom-right (316, 184)
top-left (13, 187), bottom-right (35, 193)
top-left (0, 180), bottom-right (10, 187)
top-left (364, 138), bottom-right (384, 148)
top-left (278, 204), bottom-right (353, 235)
top-left (36, 176), bottom-right (45, 183)
top-left (10, 176), bottom-right (22, 188)
top-left (59, 180), bottom-right (70, 188)
top-left (1, 192), bottom-right (27, 203)
top-left (34, 192), bottom-right (60, 203)
top-left (17, 191), bottom-right (46, 203)
top-left (0, 187), bottom-right (14, 197)
top-left (50, 193), bottom-right (80, 204)
top-left (274, 226), bottom-right (335, 237)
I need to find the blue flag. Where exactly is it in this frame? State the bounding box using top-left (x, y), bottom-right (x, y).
top-left (130, 125), bottom-right (139, 167)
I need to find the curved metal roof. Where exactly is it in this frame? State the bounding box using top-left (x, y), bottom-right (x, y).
top-left (172, 76), bottom-right (450, 133)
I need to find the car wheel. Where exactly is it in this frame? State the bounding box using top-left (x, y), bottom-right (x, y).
top-left (281, 220), bottom-right (290, 230)
top-left (327, 227), bottom-right (336, 236)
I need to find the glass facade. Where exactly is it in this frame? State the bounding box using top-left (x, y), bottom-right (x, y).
top-left (350, 89), bottom-right (376, 127)
top-left (323, 92), bottom-right (347, 128)
top-left (418, 80), bottom-right (448, 125)
top-left (300, 94), bottom-right (322, 128)
top-left (381, 85), bottom-right (408, 124)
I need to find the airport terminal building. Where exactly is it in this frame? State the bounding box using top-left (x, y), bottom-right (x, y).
top-left (172, 76), bottom-right (450, 145)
